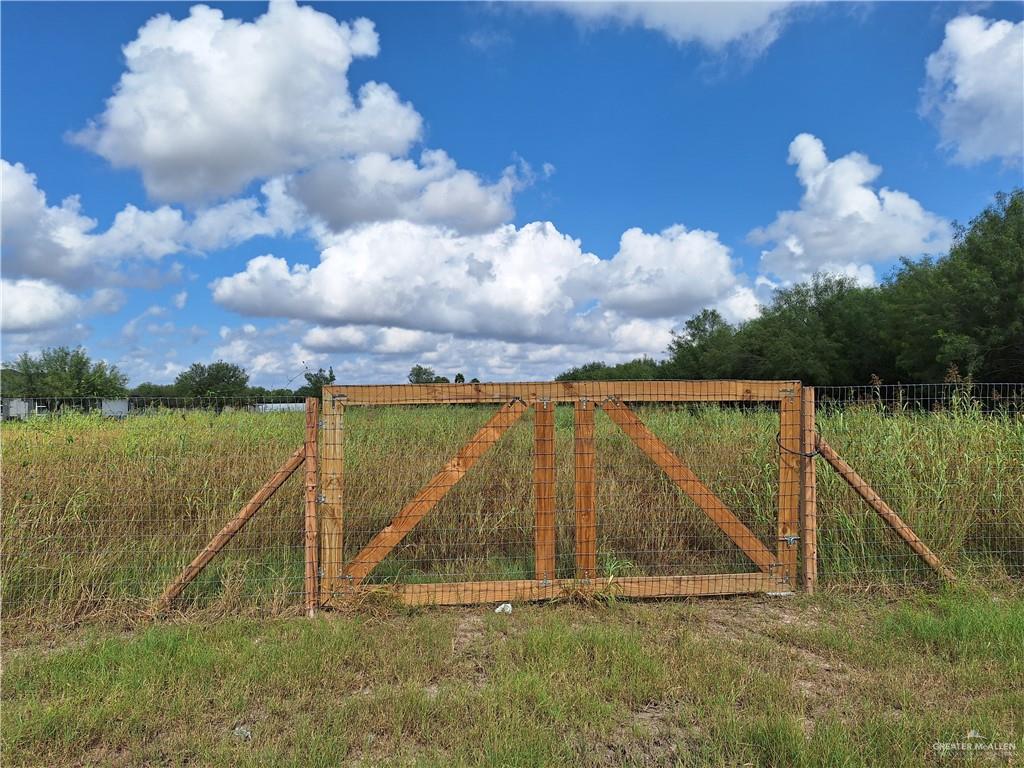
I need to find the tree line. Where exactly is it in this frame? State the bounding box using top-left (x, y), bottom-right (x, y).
top-left (0, 353), bottom-right (484, 400)
top-left (558, 190), bottom-right (1023, 385)
top-left (0, 354), bottom-right (340, 400)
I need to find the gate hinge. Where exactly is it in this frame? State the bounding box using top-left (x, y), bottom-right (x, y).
top-left (316, 493), bottom-right (326, 504)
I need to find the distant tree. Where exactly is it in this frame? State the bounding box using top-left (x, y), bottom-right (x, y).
top-left (295, 366), bottom-right (335, 398)
top-left (248, 386), bottom-right (298, 399)
top-left (454, 372), bottom-right (465, 384)
top-left (433, 375), bottom-right (450, 383)
top-left (130, 382), bottom-right (179, 398)
top-left (1, 347), bottom-right (127, 397)
top-left (174, 361), bottom-right (249, 398)
top-left (556, 358), bottom-right (659, 381)
top-left (408, 364), bottom-right (437, 384)
top-left (470, 377), bottom-right (480, 384)
top-left (661, 310), bottom-right (740, 380)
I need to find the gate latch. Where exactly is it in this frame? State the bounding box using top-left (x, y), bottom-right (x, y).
top-left (778, 534), bottom-right (800, 546)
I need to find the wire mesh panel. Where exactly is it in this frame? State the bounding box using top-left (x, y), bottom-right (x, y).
top-left (813, 383), bottom-right (1024, 586)
top-left (1, 397), bottom-right (308, 631)
top-left (588, 398), bottom-right (785, 596)
top-left (323, 380), bottom-right (799, 605)
top-left (338, 403), bottom-right (535, 590)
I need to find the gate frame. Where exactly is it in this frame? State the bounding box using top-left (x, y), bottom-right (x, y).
top-left (318, 380), bottom-right (808, 608)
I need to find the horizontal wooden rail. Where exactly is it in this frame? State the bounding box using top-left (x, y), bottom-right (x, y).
top-left (325, 380), bottom-right (798, 406)
top-left (152, 445), bottom-right (305, 613)
top-left (327, 573), bottom-right (781, 607)
top-left (817, 437), bottom-right (955, 582)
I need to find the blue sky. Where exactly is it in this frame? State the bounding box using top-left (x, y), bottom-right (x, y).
top-left (2, 1), bottom-right (1022, 386)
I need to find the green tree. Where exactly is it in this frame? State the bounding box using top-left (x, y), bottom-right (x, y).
top-left (661, 310), bottom-right (740, 379)
top-left (130, 382), bottom-right (179, 398)
top-left (883, 190), bottom-right (1024, 381)
top-left (556, 358), bottom-right (659, 381)
top-left (454, 372), bottom-right (465, 384)
top-left (174, 361), bottom-right (249, 398)
top-left (2, 347), bottom-right (127, 397)
top-left (408, 364), bottom-right (437, 384)
top-left (295, 366), bottom-right (335, 398)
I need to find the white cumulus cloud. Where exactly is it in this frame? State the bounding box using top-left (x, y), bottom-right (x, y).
top-left (71, 0), bottom-right (422, 203)
top-left (1, 278), bottom-right (123, 334)
top-left (211, 216), bottom-right (754, 364)
top-left (922, 15), bottom-right (1024, 166)
top-left (749, 133), bottom-right (952, 283)
top-left (1, 160), bottom-right (188, 287)
top-left (288, 150), bottom-right (519, 234)
top-left (547, 1), bottom-right (800, 54)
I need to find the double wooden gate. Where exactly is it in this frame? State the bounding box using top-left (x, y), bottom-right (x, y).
top-left (154, 379), bottom-right (953, 615)
top-left (316, 380), bottom-right (813, 607)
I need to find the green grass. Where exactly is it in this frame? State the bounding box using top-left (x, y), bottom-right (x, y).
top-left (3, 592), bottom-right (1022, 766)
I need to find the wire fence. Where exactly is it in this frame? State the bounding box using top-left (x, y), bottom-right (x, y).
top-left (813, 382), bottom-right (1024, 585)
top-left (1, 383), bottom-right (1021, 631)
top-left (1, 397), bottom-right (309, 629)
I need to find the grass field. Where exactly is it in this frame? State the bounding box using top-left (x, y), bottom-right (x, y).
top-left (3, 589), bottom-right (1022, 766)
top-left (2, 400), bottom-right (1021, 629)
top-left (1, 399), bottom-right (1022, 765)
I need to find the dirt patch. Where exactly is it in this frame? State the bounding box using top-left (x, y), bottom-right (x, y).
top-left (451, 611), bottom-right (486, 655)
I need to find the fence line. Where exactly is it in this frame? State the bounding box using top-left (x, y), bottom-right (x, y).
top-left (1, 383), bottom-right (1020, 631)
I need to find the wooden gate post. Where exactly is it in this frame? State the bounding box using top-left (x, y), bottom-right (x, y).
top-left (533, 399), bottom-right (556, 582)
top-left (304, 397), bottom-right (320, 616)
top-left (320, 391), bottom-right (344, 601)
top-left (800, 387), bottom-right (817, 594)
top-left (777, 385), bottom-right (802, 588)
top-left (574, 399), bottom-right (597, 580)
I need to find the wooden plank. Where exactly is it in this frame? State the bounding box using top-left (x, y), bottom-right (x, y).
top-left (319, 390), bottom-right (344, 601)
top-left (325, 380), bottom-right (798, 406)
top-left (304, 397), bottom-right (320, 616)
top-left (343, 400), bottom-right (528, 583)
top-left (801, 387), bottom-right (817, 595)
top-left (817, 437), bottom-right (955, 582)
top-left (574, 399), bottom-right (597, 580)
top-left (152, 446), bottom-right (304, 612)
top-left (777, 388), bottom-right (802, 588)
top-left (327, 573), bottom-right (779, 607)
top-left (600, 399), bottom-right (778, 573)
top-left (533, 400), bottom-right (556, 580)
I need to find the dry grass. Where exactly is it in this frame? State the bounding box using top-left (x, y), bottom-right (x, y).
top-left (2, 401), bottom-right (1022, 635)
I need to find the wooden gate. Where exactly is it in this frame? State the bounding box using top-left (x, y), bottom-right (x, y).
top-left (151, 381), bottom-right (955, 615)
top-left (318, 380), bottom-right (809, 607)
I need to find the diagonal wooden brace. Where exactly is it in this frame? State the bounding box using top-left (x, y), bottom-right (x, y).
top-left (152, 445), bottom-right (306, 613)
top-left (600, 399), bottom-right (779, 573)
top-left (816, 437), bottom-right (955, 581)
top-left (343, 399), bottom-right (529, 584)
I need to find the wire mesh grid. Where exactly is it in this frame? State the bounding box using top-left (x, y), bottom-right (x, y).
top-left (813, 382), bottom-right (1024, 586)
top-left (585, 399), bottom-right (788, 596)
top-left (324, 381), bottom-right (799, 604)
top-left (1, 396), bottom-right (309, 629)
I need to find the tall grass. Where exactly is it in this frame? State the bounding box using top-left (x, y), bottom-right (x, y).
top-left (2, 400), bottom-right (1021, 630)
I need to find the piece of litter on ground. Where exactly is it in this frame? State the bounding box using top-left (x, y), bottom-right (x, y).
top-left (494, 603), bottom-right (512, 614)
top-left (233, 725), bottom-right (252, 742)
